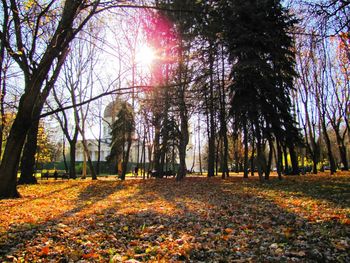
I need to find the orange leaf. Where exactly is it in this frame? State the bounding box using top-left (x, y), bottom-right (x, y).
top-left (222, 235), bottom-right (230, 241)
top-left (82, 253), bottom-right (99, 259)
top-left (224, 228), bottom-right (234, 234)
top-left (341, 219), bottom-right (350, 225)
top-left (40, 246), bottom-right (49, 256)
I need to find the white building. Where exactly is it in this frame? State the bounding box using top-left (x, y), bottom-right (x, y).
top-left (76, 99), bottom-right (140, 163)
top-left (76, 99), bottom-right (200, 172)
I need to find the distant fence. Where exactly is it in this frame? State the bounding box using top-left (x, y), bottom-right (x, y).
top-left (38, 161), bottom-right (178, 175)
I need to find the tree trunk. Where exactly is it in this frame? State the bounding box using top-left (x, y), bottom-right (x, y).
top-left (234, 140), bottom-right (239, 173)
top-left (288, 143), bottom-right (299, 175)
top-left (283, 144), bottom-right (289, 174)
top-left (176, 74), bottom-right (189, 180)
top-left (250, 138), bottom-right (255, 176)
top-left (243, 120), bottom-right (249, 178)
top-left (207, 111), bottom-right (216, 177)
top-left (87, 153), bottom-right (97, 180)
top-left (153, 118), bottom-right (162, 173)
top-left (121, 137), bottom-right (132, 180)
top-left (215, 137), bottom-right (220, 176)
top-left (305, 106), bottom-right (319, 174)
top-left (177, 138), bottom-right (188, 181)
top-left (0, 107), bottom-right (31, 198)
top-left (312, 156), bottom-right (318, 174)
top-left (0, 3), bottom-right (9, 159)
top-left (96, 126), bottom-right (102, 175)
top-left (264, 138), bottom-right (274, 180)
top-left (334, 128), bottom-right (348, 170)
top-left (256, 140), bottom-right (264, 181)
top-left (255, 123), bottom-right (265, 181)
top-left (177, 94), bottom-right (189, 181)
top-left (320, 118), bottom-right (337, 174)
top-left (207, 46), bottom-right (216, 178)
top-left (220, 44), bottom-right (229, 179)
top-left (69, 141), bottom-right (77, 179)
top-left (0, 66), bottom-right (8, 158)
top-left (198, 116), bottom-right (203, 175)
top-left (276, 140), bottom-right (283, 180)
top-left (141, 134), bottom-right (146, 179)
top-left (0, 0), bottom-right (92, 198)
top-left (18, 120), bottom-right (39, 185)
top-left (80, 138), bottom-right (97, 180)
top-left (62, 138), bottom-right (69, 173)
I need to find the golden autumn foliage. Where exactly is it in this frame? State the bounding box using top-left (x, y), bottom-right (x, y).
top-left (35, 122), bottom-right (58, 164)
top-left (1, 112), bottom-right (16, 142)
top-left (0, 173), bottom-right (349, 262)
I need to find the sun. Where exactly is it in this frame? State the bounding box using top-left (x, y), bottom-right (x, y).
top-left (136, 45), bottom-right (156, 68)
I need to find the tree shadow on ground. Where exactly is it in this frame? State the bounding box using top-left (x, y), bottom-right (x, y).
top-left (0, 177), bottom-right (349, 262)
top-left (0, 183), bottom-right (79, 208)
top-left (251, 174), bottom-right (350, 208)
top-left (0, 180), bottom-right (125, 259)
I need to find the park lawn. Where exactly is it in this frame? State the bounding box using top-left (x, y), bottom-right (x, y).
top-left (0, 173), bottom-right (349, 262)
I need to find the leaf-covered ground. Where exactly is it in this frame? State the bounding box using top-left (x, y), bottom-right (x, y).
top-left (0, 173), bottom-right (349, 262)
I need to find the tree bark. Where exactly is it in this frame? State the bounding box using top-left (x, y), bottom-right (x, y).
top-left (0, 0), bottom-right (99, 198)
top-left (0, 100), bottom-right (32, 198)
top-left (153, 113), bottom-right (162, 173)
top-left (120, 137), bottom-right (132, 180)
top-left (207, 48), bottom-right (216, 178)
top-left (219, 44), bottom-right (229, 179)
top-left (176, 101), bottom-right (189, 181)
top-left (288, 143), bottom-right (300, 175)
top-left (69, 140), bottom-right (77, 179)
top-left (332, 125), bottom-right (348, 170)
top-left (198, 116), bottom-right (203, 175)
top-left (18, 119), bottom-right (39, 185)
top-left (320, 117), bottom-right (337, 174)
top-left (283, 144), bottom-right (289, 174)
top-left (250, 138), bottom-right (255, 176)
top-left (243, 120), bottom-right (249, 178)
top-left (276, 140), bottom-right (283, 180)
top-left (264, 138), bottom-right (274, 180)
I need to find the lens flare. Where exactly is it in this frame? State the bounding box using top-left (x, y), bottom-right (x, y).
top-left (136, 45), bottom-right (156, 68)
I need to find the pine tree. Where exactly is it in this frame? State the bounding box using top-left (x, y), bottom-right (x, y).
top-left (107, 102), bottom-right (135, 180)
top-left (222, 0), bottom-right (301, 178)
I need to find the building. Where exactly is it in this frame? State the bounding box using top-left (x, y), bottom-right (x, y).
top-left (76, 99), bottom-right (199, 172)
top-left (76, 99), bottom-right (141, 164)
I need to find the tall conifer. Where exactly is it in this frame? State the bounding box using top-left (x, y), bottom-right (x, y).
top-left (222, 0), bottom-right (301, 177)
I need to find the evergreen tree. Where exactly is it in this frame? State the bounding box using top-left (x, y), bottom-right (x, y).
top-left (107, 102), bottom-right (135, 180)
top-left (222, 0), bottom-right (301, 178)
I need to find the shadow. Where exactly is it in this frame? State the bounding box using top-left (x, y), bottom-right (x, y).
top-left (0, 177), bottom-right (349, 262)
top-left (0, 180), bottom-right (126, 260)
top-left (250, 174), bottom-right (350, 209)
top-left (76, 180), bottom-right (125, 202)
top-left (1, 183), bottom-right (80, 209)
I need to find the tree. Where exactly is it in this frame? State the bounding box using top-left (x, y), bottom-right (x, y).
top-left (142, 7), bottom-right (182, 177)
top-left (304, 1), bottom-right (350, 171)
top-left (18, 121), bottom-right (58, 184)
top-left (17, 119), bottom-right (39, 184)
top-left (222, 0), bottom-right (301, 179)
top-left (196, 3), bottom-right (220, 178)
top-left (107, 101), bottom-right (135, 180)
top-left (310, 0), bottom-right (350, 36)
top-left (0, 0), bottom-right (103, 198)
top-left (52, 84), bottom-right (79, 179)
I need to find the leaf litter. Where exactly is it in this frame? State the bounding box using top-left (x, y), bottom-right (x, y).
top-left (0, 173), bottom-right (349, 262)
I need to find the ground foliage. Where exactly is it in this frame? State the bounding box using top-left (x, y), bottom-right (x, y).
top-left (0, 173), bottom-right (349, 262)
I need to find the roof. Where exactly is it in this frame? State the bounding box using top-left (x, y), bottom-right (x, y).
top-left (103, 99), bottom-right (123, 118)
